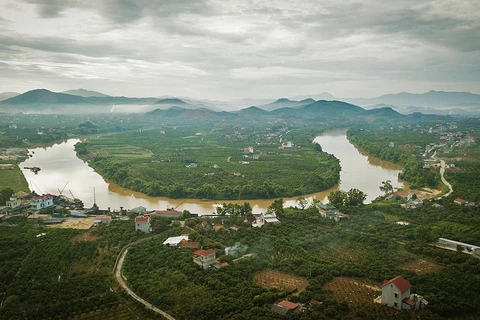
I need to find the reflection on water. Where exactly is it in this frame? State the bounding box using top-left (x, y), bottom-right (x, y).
top-left (20, 130), bottom-right (402, 214)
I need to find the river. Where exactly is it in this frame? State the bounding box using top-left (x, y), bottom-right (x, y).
top-left (20, 129), bottom-right (402, 214)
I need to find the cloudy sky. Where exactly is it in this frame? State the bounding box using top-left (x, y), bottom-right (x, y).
top-left (0, 0), bottom-right (479, 99)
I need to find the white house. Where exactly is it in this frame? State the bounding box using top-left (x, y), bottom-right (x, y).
top-left (163, 235), bottom-right (189, 246)
top-left (6, 196), bottom-right (22, 209)
top-left (135, 215), bottom-right (151, 233)
top-left (31, 194), bottom-right (54, 211)
top-left (381, 275), bottom-right (411, 310)
top-left (193, 248), bottom-right (216, 269)
top-left (259, 212), bottom-right (280, 225)
top-left (380, 275), bottom-right (427, 311)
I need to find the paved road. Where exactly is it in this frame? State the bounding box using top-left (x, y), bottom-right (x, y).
top-left (439, 159), bottom-right (453, 197)
top-left (115, 243), bottom-right (176, 320)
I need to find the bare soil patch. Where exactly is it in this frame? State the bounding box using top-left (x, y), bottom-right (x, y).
top-left (400, 258), bottom-right (443, 274)
top-left (71, 231), bottom-right (102, 243)
top-left (255, 270), bottom-right (309, 293)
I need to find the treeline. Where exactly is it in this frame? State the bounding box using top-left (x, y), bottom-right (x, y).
top-left (347, 128), bottom-right (439, 189)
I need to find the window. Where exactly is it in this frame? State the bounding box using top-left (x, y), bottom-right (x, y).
top-left (394, 302), bottom-right (398, 308)
top-left (395, 293), bottom-right (398, 298)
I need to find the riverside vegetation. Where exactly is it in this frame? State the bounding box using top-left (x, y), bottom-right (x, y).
top-left (1, 107), bottom-right (479, 319)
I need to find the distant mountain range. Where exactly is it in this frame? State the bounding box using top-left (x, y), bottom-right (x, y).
top-left (1, 88), bottom-right (478, 116)
top-left (142, 101), bottom-right (444, 124)
top-left (0, 89), bottom-right (205, 113)
top-left (0, 92), bottom-right (19, 102)
top-left (62, 89), bottom-right (110, 97)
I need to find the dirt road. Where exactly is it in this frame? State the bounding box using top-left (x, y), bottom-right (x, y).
top-left (114, 242), bottom-right (176, 320)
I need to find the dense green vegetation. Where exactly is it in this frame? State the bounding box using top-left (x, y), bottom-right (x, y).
top-left (0, 216), bottom-right (165, 320)
top-left (121, 196), bottom-right (480, 320)
top-left (75, 124), bottom-right (341, 199)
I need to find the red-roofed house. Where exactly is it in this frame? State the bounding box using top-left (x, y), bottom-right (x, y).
top-left (271, 300), bottom-right (301, 315)
top-left (454, 198), bottom-right (467, 205)
top-left (193, 248), bottom-right (216, 269)
top-left (135, 215), bottom-right (151, 233)
top-left (31, 194), bottom-right (54, 211)
top-left (381, 276), bottom-right (411, 310)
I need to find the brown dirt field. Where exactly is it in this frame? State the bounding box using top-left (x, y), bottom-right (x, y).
top-left (400, 258), bottom-right (443, 274)
top-left (323, 277), bottom-right (411, 319)
top-left (255, 270), bottom-right (309, 293)
top-left (71, 231), bottom-right (102, 243)
top-left (323, 277), bottom-right (381, 306)
top-left (48, 217), bottom-right (96, 230)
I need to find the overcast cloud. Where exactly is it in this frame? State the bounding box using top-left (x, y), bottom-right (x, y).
top-left (0, 0), bottom-right (478, 99)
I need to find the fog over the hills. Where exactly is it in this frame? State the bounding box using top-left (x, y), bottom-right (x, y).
top-left (0, 1), bottom-right (479, 100)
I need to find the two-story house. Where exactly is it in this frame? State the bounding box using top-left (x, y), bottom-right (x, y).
top-left (381, 276), bottom-right (411, 310)
top-left (135, 215), bottom-right (151, 233)
top-left (31, 194), bottom-right (54, 211)
top-left (193, 248), bottom-right (216, 270)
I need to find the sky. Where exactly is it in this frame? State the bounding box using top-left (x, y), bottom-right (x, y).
top-left (0, 0), bottom-right (479, 100)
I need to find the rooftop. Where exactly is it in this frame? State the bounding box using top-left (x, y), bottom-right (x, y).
top-left (193, 248), bottom-right (215, 256)
top-left (135, 216), bottom-right (150, 222)
top-left (382, 275), bottom-right (411, 293)
top-left (278, 300), bottom-right (300, 310)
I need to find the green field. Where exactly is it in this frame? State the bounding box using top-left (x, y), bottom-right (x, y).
top-left (76, 124), bottom-right (340, 199)
top-left (0, 163), bottom-right (29, 192)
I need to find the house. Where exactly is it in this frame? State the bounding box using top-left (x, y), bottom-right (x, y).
top-left (6, 196), bottom-right (21, 209)
top-left (271, 300), bottom-right (301, 315)
top-left (317, 203), bottom-right (337, 217)
top-left (179, 239), bottom-right (201, 250)
top-left (201, 220), bottom-right (213, 231)
top-left (381, 276), bottom-right (411, 310)
top-left (259, 212), bottom-right (280, 224)
top-left (27, 213), bottom-right (50, 222)
top-left (389, 142), bottom-right (395, 148)
top-left (193, 248), bottom-right (216, 269)
top-left (94, 215), bottom-right (112, 224)
top-left (252, 154), bottom-right (260, 160)
top-left (186, 163), bottom-right (197, 169)
top-left (404, 198), bottom-right (423, 209)
top-left (454, 198), bottom-right (467, 206)
top-left (31, 194), bottom-right (54, 211)
top-left (163, 235), bottom-right (189, 246)
top-left (135, 215), bottom-right (151, 233)
top-left (153, 209), bottom-right (182, 218)
top-left (128, 206), bottom-right (146, 215)
top-left (243, 146), bottom-right (254, 154)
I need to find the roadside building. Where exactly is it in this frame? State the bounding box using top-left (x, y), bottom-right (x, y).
top-left (135, 215), bottom-right (151, 233)
top-left (31, 194), bottom-right (54, 211)
top-left (179, 239), bottom-right (201, 250)
top-left (94, 215), bottom-right (112, 225)
top-left (193, 248), bottom-right (216, 270)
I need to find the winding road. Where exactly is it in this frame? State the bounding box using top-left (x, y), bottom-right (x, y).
top-left (114, 238), bottom-right (176, 320)
top-left (439, 159), bottom-right (453, 197)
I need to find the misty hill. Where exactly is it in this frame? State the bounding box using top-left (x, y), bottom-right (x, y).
top-left (0, 92), bottom-right (19, 101)
top-left (360, 107), bottom-right (405, 118)
top-left (342, 90), bottom-right (480, 109)
top-left (1, 89), bottom-right (91, 105)
top-left (146, 106), bottom-right (237, 120)
top-left (271, 100), bottom-right (364, 119)
top-left (155, 98), bottom-right (187, 105)
top-left (235, 106), bottom-right (270, 117)
top-left (260, 98), bottom-right (320, 111)
top-left (62, 89), bottom-right (110, 97)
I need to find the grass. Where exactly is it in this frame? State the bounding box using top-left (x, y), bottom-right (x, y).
top-left (0, 164), bottom-right (29, 192)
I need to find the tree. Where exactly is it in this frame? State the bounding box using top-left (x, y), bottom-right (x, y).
top-left (268, 198), bottom-right (284, 215)
top-left (379, 180), bottom-right (393, 195)
top-left (345, 188), bottom-right (366, 206)
top-left (297, 196), bottom-right (308, 209)
top-left (0, 187), bottom-right (14, 205)
top-left (328, 190), bottom-right (347, 207)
